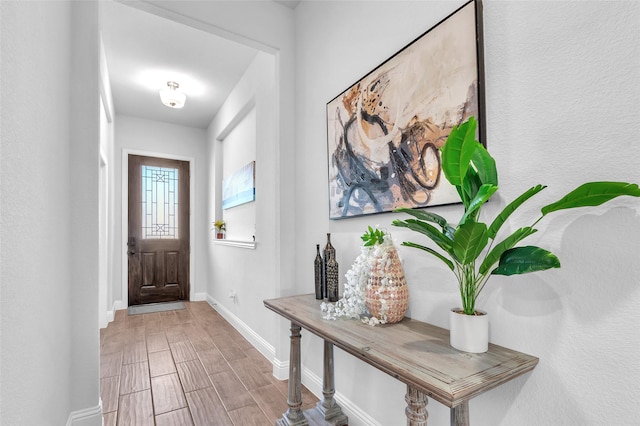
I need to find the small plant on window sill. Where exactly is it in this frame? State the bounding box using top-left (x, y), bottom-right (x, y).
top-left (213, 220), bottom-right (225, 239)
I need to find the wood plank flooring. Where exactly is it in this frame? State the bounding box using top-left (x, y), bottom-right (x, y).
top-left (100, 301), bottom-right (318, 425)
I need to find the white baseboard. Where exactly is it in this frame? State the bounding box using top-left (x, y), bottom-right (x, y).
top-left (302, 367), bottom-right (382, 426)
top-left (66, 401), bottom-right (102, 426)
top-left (113, 300), bottom-right (124, 311)
top-left (106, 309), bottom-right (114, 324)
top-left (206, 295), bottom-right (376, 426)
top-left (192, 292), bottom-right (207, 301)
top-left (206, 296), bottom-right (276, 364)
top-left (272, 357), bottom-right (289, 381)
top-left (105, 300), bottom-right (124, 326)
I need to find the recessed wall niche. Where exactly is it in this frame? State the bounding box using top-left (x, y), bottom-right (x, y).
top-left (215, 101), bottom-right (257, 243)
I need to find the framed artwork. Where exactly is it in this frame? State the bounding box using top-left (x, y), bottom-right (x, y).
top-left (326, 0), bottom-right (485, 219)
top-left (222, 161), bottom-right (256, 210)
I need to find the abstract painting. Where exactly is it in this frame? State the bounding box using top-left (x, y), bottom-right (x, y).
top-left (222, 161), bottom-right (255, 210)
top-left (326, 0), bottom-right (484, 219)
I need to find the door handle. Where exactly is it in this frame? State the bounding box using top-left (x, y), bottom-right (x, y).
top-left (127, 237), bottom-right (136, 256)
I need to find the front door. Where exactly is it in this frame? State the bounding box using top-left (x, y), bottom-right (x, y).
top-left (128, 155), bottom-right (190, 305)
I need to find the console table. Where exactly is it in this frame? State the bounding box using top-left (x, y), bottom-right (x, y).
top-left (264, 294), bottom-right (538, 426)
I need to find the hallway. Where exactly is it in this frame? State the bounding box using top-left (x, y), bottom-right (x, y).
top-left (100, 301), bottom-right (318, 425)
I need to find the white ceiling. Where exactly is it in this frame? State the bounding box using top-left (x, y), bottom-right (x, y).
top-left (100, 1), bottom-right (262, 129)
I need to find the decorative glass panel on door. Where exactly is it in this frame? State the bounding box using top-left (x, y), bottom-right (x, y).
top-left (141, 165), bottom-right (179, 239)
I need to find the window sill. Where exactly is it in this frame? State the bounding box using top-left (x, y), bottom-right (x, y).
top-left (213, 239), bottom-right (256, 249)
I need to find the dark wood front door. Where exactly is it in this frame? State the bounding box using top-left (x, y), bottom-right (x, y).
top-left (128, 155), bottom-right (190, 305)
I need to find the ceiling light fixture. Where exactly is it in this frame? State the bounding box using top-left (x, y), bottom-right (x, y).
top-left (159, 81), bottom-right (186, 109)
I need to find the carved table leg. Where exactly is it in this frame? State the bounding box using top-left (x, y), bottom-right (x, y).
top-left (405, 385), bottom-right (428, 426)
top-left (277, 323), bottom-right (308, 426)
top-left (315, 341), bottom-right (348, 425)
top-left (450, 401), bottom-right (469, 426)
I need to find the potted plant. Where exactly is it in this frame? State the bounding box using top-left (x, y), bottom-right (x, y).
top-left (392, 116), bottom-right (640, 353)
top-left (321, 226), bottom-right (408, 325)
top-left (213, 219), bottom-right (225, 239)
top-left (361, 226), bottom-right (409, 324)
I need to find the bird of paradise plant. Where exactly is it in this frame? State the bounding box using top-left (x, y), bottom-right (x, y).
top-left (393, 116), bottom-right (640, 315)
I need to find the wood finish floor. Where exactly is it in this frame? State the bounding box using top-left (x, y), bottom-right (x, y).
top-left (100, 301), bottom-right (318, 425)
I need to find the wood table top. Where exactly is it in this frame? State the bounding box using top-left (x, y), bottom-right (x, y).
top-left (264, 294), bottom-right (538, 408)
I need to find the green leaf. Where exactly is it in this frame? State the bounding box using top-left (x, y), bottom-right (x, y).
top-left (401, 242), bottom-right (455, 271)
top-left (361, 226), bottom-right (385, 246)
top-left (394, 207), bottom-right (449, 229)
top-left (460, 142), bottom-right (498, 207)
top-left (452, 221), bottom-right (488, 265)
top-left (479, 227), bottom-right (538, 274)
top-left (461, 167), bottom-right (482, 209)
top-left (395, 207), bottom-right (456, 239)
top-left (487, 185), bottom-right (546, 239)
top-left (441, 117), bottom-right (478, 187)
top-left (491, 246), bottom-right (561, 276)
top-left (541, 182), bottom-right (640, 216)
top-left (459, 184), bottom-right (498, 225)
top-left (470, 142), bottom-right (498, 187)
top-left (392, 219), bottom-right (454, 256)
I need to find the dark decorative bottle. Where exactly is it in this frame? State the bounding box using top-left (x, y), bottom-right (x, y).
top-left (326, 252), bottom-right (339, 302)
top-left (323, 233), bottom-right (335, 299)
top-left (314, 244), bottom-right (323, 300)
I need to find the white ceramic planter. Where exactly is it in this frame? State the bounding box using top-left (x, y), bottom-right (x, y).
top-left (449, 308), bottom-right (489, 353)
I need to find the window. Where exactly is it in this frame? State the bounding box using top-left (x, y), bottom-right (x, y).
top-left (141, 165), bottom-right (179, 239)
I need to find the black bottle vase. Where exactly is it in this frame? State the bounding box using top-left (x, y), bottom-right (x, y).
top-left (314, 244), bottom-right (323, 300)
top-left (323, 233), bottom-right (335, 299)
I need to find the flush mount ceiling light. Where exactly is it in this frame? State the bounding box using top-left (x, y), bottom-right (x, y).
top-left (159, 81), bottom-right (186, 109)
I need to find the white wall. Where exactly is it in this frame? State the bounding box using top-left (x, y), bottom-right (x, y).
top-left (220, 106), bottom-right (257, 241)
top-left (207, 52), bottom-right (279, 359)
top-left (294, 1), bottom-right (640, 425)
top-left (1, 1), bottom-right (102, 424)
top-left (112, 115), bottom-right (208, 305)
top-left (139, 0), bottom-right (296, 363)
top-left (99, 36), bottom-right (116, 328)
top-left (69, 3), bottom-right (102, 420)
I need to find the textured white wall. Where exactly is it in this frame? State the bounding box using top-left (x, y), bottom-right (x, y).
top-left (220, 106), bottom-right (257, 241)
top-left (0, 3), bottom-right (74, 423)
top-left (99, 36), bottom-right (116, 326)
top-left (1, 1), bottom-right (101, 424)
top-left (112, 115), bottom-right (208, 304)
top-left (69, 2), bottom-right (101, 418)
top-left (206, 52), bottom-right (279, 353)
top-left (294, 1), bottom-right (640, 425)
